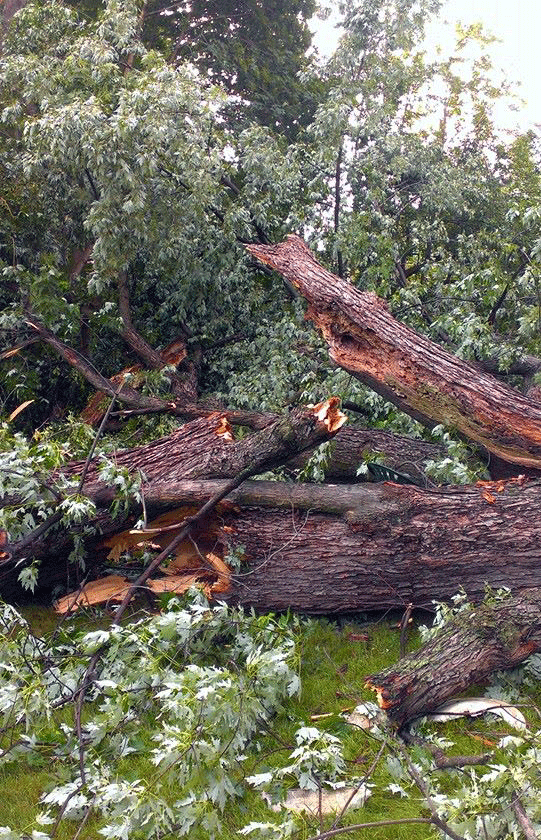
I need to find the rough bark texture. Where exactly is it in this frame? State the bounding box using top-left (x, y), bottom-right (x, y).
top-left (60, 475), bottom-right (541, 616)
top-left (209, 477), bottom-right (541, 613)
top-left (62, 403), bottom-right (345, 498)
top-left (365, 594), bottom-right (541, 728)
top-left (2, 402), bottom-right (345, 592)
top-left (247, 235), bottom-right (541, 470)
top-left (290, 424), bottom-right (444, 485)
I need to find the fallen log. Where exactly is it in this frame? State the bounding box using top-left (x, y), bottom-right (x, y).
top-left (55, 475), bottom-right (541, 615)
top-left (365, 592), bottom-right (541, 729)
top-left (247, 235), bottom-right (541, 471)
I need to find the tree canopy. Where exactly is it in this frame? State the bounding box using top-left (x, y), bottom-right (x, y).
top-left (2, 0), bottom-right (540, 446)
top-left (4, 3), bottom-right (541, 839)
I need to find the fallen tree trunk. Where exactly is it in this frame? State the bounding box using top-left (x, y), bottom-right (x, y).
top-left (365, 592), bottom-right (541, 729)
top-left (53, 474), bottom-right (541, 614)
top-left (247, 235), bottom-right (541, 471)
top-left (208, 476), bottom-right (541, 613)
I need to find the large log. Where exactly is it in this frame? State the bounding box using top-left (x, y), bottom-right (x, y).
top-left (2, 401), bottom-right (346, 593)
top-left (55, 474), bottom-right (541, 614)
top-left (208, 476), bottom-right (541, 613)
top-left (247, 235), bottom-right (541, 470)
top-left (365, 593), bottom-right (541, 728)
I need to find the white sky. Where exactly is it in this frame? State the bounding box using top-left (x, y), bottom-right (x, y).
top-left (312, 0), bottom-right (541, 134)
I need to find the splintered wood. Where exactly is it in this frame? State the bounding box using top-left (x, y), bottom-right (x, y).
top-left (55, 505), bottom-right (233, 613)
top-left (81, 337), bottom-right (188, 425)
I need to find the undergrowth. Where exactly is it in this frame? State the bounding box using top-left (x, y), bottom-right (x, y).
top-left (0, 595), bottom-right (540, 840)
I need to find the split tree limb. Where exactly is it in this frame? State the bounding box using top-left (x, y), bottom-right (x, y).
top-left (246, 235), bottom-right (541, 470)
top-left (3, 401), bottom-right (346, 593)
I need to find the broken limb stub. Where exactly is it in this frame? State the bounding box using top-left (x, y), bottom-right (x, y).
top-left (365, 593), bottom-right (541, 729)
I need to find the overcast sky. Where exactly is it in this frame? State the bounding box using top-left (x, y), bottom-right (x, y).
top-left (312, 0), bottom-right (541, 133)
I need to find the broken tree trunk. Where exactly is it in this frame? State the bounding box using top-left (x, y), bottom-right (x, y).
top-left (365, 592), bottom-right (541, 729)
top-left (55, 475), bottom-right (541, 614)
top-left (246, 235), bottom-right (541, 471)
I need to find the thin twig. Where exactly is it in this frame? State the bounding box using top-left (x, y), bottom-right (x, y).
top-left (77, 380), bottom-right (124, 492)
top-left (5, 378), bottom-right (125, 566)
top-left (304, 817), bottom-right (432, 840)
top-left (49, 783), bottom-right (84, 837)
top-left (395, 740), bottom-right (467, 840)
top-left (399, 602), bottom-right (413, 658)
top-left (330, 739), bottom-right (387, 830)
top-left (71, 792), bottom-right (98, 840)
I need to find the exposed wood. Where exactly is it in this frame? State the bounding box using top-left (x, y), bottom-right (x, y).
top-left (3, 400), bottom-right (346, 594)
top-left (365, 593), bottom-right (541, 728)
top-left (106, 400), bottom-right (347, 626)
top-left (246, 235), bottom-right (541, 470)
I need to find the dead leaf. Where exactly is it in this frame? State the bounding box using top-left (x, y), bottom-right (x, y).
top-left (347, 632), bottom-right (370, 642)
top-left (8, 400), bottom-right (34, 422)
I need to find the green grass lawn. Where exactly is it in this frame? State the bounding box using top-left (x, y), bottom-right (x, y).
top-left (0, 603), bottom-right (537, 840)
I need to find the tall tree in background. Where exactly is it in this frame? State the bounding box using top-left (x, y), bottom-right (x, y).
top-left (1, 0), bottom-right (540, 459)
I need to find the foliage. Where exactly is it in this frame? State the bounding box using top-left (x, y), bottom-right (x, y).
top-left (2, 1), bottom-right (541, 834)
top-left (0, 594), bottom-right (303, 839)
top-left (0, 596), bottom-right (540, 838)
top-left (3, 0), bottom-right (541, 430)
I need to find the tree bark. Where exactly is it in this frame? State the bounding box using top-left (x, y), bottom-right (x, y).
top-left (207, 476), bottom-right (541, 614)
top-left (2, 401), bottom-right (346, 591)
top-left (43, 474), bottom-right (541, 614)
top-left (290, 425), bottom-right (444, 485)
top-left (246, 235), bottom-right (541, 471)
top-left (365, 593), bottom-right (541, 728)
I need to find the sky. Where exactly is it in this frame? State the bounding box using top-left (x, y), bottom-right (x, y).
top-left (312, 0), bottom-right (541, 134)
top-left (429, 0), bottom-right (541, 132)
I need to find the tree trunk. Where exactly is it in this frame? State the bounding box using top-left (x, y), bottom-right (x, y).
top-left (246, 235), bottom-right (541, 471)
top-left (44, 474), bottom-right (541, 614)
top-left (2, 401), bottom-right (346, 592)
top-left (205, 476), bottom-right (541, 614)
top-left (365, 593), bottom-right (541, 728)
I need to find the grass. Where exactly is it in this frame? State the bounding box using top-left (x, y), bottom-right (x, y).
top-left (0, 603), bottom-right (538, 839)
